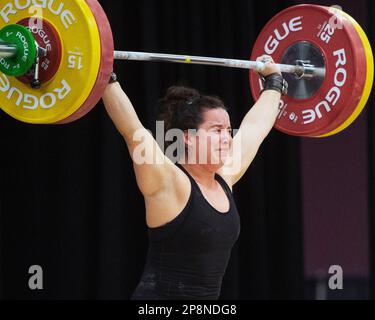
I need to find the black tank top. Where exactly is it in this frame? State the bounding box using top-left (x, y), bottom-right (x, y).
top-left (131, 163), bottom-right (241, 300)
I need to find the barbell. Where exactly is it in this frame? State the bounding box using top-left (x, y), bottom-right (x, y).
top-left (0, 0), bottom-right (373, 137)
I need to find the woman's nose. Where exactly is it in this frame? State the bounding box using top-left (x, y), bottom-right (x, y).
top-left (221, 130), bottom-right (231, 143)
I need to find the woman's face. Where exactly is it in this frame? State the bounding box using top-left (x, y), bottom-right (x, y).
top-left (185, 108), bottom-right (233, 168)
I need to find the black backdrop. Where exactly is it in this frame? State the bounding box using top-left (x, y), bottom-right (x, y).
top-left (369, 0), bottom-right (375, 301)
top-left (3, 0), bottom-right (357, 300)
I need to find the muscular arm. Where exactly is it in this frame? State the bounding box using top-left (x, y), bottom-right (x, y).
top-left (102, 82), bottom-right (176, 197)
top-left (228, 90), bottom-right (281, 185)
top-left (218, 56), bottom-right (283, 186)
top-left (102, 82), bottom-right (143, 141)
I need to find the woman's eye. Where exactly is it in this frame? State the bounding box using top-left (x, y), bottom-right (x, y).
top-left (211, 128), bottom-right (232, 135)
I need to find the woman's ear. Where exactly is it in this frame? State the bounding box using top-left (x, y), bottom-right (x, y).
top-left (183, 130), bottom-right (195, 147)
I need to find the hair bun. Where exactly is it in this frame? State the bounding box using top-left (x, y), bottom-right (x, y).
top-left (157, 86), bottom-right (201, 131)
top-left (164, 86), bottom-right (200, 103)
top-left (157, 85), bottom-right (226, 138)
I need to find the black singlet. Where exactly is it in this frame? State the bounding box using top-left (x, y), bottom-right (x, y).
top-left (131, 163), bottom-right (241, 300)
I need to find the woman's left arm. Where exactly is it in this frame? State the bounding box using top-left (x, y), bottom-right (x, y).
top-left (226, 89), bottom-right (281, 186)
top-left (218, 55), bottom-right (284, 186)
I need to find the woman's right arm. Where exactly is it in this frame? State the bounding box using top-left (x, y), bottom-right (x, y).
top-left (102, 82), bottom-right (143, 141)
top-left (102, 82), bottom-right (178, 197)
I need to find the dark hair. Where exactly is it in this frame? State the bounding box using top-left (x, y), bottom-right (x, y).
top-left (157, 86), bottom-right (227, 135)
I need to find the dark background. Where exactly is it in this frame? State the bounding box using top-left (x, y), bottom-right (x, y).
top-left (0, 0), bottom-right (373, 300)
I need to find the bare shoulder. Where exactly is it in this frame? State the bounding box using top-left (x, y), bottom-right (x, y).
top-left (215, 170), bottom-right (234, 192)
top-left (171, 164), bottom-right (192, 197)
top-left (144, 163), bottom-right (191, 198)
top-left (143, 163), bottom-right (192, 229)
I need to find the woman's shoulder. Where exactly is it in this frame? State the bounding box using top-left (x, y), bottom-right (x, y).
top-left (215, 172), bottom-right (233, 193)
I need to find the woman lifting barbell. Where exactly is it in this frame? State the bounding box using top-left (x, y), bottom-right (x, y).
top-left (102, 55), bottom-right (286, 300)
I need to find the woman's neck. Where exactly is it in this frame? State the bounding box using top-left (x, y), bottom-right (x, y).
top-left (179, 160), bottom-right (218, 188)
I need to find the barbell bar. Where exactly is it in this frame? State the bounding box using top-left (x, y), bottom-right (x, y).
top-left (113, 51), bottom-right (326, 78)
top-left (0, 0), bottom-right (372, 137)
top-left (0, 40), bottom-right (325, 79)
top-left (0, 42), bottom-right (18, 58)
